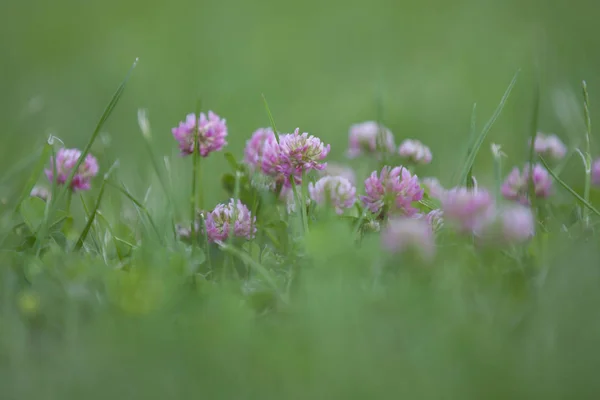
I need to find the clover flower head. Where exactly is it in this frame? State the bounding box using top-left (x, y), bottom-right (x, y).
top-left (360, 166), bottom-right (423, 217)
top-left (244, 127), bottom-right (277, 172)
top-left (347, 121), bottom-right (395, 158)
top-left (172, 111), bottom-right (228, 157)
top-left (398, 139), bottom-right (432, 165)
top-left (501, 163), bottom-right (552, 205)
top-left (308, 176), bottom-right (356, 215)
top-left (440, 186), bottom-right (495, 234)
top-left (261, 128), bottom-right (329, 187)
top-left (500, 204), bottom-right (535, 243)
top-left (45, 148), bottom-right (99, 191)
top-left (531, 132), bottom-right (567, 160)
top-left (205, 199), bottom-right (256, 242)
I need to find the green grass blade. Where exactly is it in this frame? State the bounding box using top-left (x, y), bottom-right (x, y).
top-left (540, 156), bottom-right (600, 217)
top-left (34, 60), bottom-right (137, 252)
top-left (106, 180), bottom-right (162, 243)
top-left (73, 180), bottom-right (107, 251)
top-left (527, 79), bottom-right (540, 208)
top-left (73, 161), bottom-right (119, 251)
top-left (466, 103), bottom-right (477, 188)
top-left (106, 180), bottom-right (147, 211)
top-left (458, 70), bottom-right (520, 185)
top-left (582, 81), bottom-right (593, 226)
top-left (56, 58), bottom-right (138, 206)
top-left (79, 193), bottom-right (102, 253)
top-left (262, 94), bottom-right (280, 143)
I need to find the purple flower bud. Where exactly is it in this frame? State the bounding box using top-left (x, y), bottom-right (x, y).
top-left (398, 139), bottom-right (432, 165)
top-left (381, 218), bottom-right (435, 261)
top-left (531, 132), bottom-right (567, 160)
top-left (244, 128), bottom-right (277, 172)
top-left (308, 176), bottom-right (356, 215)
top-left (592, 158), bottom-right (600, 187)
top-left (205, 199), bottom-right (256, 242)
top-left (500, 204), bottom-right (535, 243)
top-left (360, 166), bottom-right (424, 217)
top-left (501, 163), bottom-right (552, 205)
top-left (45, 148), bottom-right (99, 191)
top-left (30, 186), bottom-right (51, 202)
top-left (347, 121), bottom-right (395, 158)
top-left (171, 111), bottom-right (227, 157)
top-left (475, 204), bottom-right (535, 245)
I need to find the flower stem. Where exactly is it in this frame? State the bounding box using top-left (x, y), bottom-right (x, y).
top-left (200, 214), bottom-right (212, 272)
top-left (65, 190), bottom-right (73, 215)
top-left (291, 174), bottom-right (308, 235)
top-left (582, 81), bottom-right (592, 228)
top-left (191, 142), bottom-right (200, 242)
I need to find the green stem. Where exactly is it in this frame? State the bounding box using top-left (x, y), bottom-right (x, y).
top-left (191, 141), bottom-right (200, 242)
top-left (540, 156), bottom-right (600, 217)
top-left (105, 180), bottom-right (162, 243)
top-left (493, 153), bottom-right (502, 200)
top-left (200, 214), bottom-right (212, 273)
top-left (291, 175), bottom-right (308, 235)
top-left (65, 190), bottom-right (73, 215)
top-left (582, 81), bottom-right (592, 227)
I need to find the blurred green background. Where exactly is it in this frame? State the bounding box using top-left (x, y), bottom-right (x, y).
top-left (1, 0), bottom-right (599, 203)
top-left (4, 2), bottom-right (600, 398)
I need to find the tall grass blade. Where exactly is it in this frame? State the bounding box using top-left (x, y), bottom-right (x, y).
top-left (57, 58), bottom-right (138, 205)
top-left (262, 94), bottom-right (280, 143)
top-left (582, 81), bottom-right (593, 226)
top-left (466, 103), bottom-right (477, 188)
top-left (540, 156), bottom-right (600, 217)
top-left (106, 180), bottom-right (162, 243)
top-left (458, 70), bottom-right (520, 185)
top-left (73, 180), bottom-right (107, 251)
top-left (527, 79), bottom-right (540, 208)
top-left (35, 59), bottom-right (137, 251)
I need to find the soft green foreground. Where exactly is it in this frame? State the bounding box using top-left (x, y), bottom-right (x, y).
top-left (3, 0), bottom-right (600, 398)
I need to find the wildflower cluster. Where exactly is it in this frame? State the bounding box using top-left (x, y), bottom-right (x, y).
top-left (28, 109), bottom-right (599, 275)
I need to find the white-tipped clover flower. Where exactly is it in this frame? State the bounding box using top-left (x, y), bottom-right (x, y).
top-left (172, 111), bottom-right (228, 157)
top-left (439, 186), bottom-right (495, 234)
top-left (205, 199), bottom-right (256, 242)
top-left (347, 121), bottom-right (395, 158)
top-left (531, 132), bottom-right (567, 160)
top-left (308, 176), bottom-right (357, 215)
top-left (501, 164), bottom-right (552, 205)
top-left (398, 139), bottom-right (432, 165)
